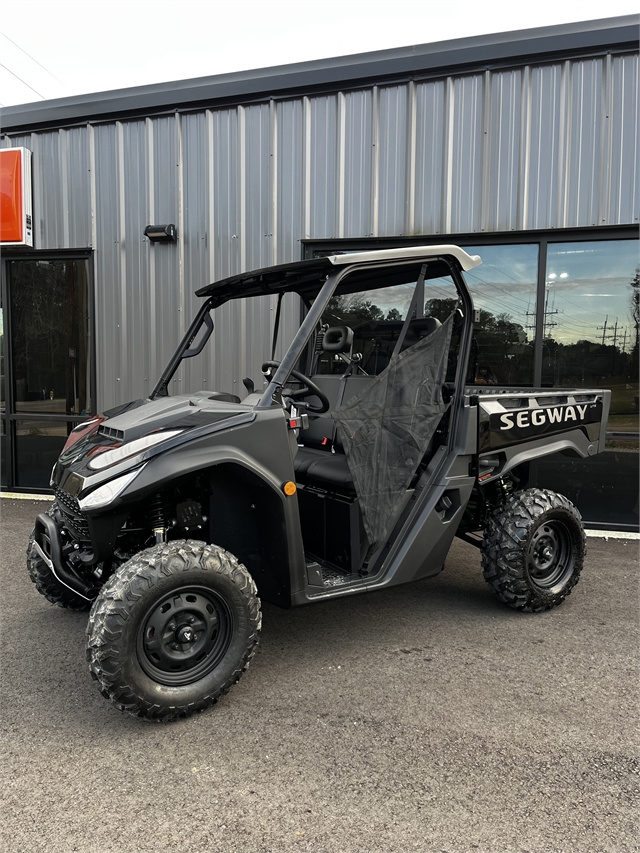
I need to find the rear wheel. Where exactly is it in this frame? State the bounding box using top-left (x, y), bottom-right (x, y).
top-left (86, 540), bottom-right (261, 721)
top-left (481, 488), bottom-right (585, 612)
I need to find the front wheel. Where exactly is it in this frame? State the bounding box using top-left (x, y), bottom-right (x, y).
top-left (86, 540), bottom-right (261, 721)
top-left (481, 488), bottom-right (585, 612)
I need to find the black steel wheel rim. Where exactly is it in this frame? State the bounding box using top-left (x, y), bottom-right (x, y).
top-left (136, 585), bottom-right (234, 687)
top-left (526, 519), bottom-right (574, 591)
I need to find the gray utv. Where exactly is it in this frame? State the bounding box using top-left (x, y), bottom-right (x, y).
top-left (28, 246), bottom-right (610, 720)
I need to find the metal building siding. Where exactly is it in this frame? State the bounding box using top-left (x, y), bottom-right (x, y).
top-left (243, 104), bottom-right (269, 273)
top-left (121, 120), bottom-right (152, 400)
top-left (378, 85), bottom-right (408, 236)
top-left (211, 107), bottom-right (239, 280)
top-left (486, 69), bottom-right (522, 233)
top-left (526, 63), bottom-right (566, 230)
top-left (92, 123), bottom-right (123, 408)
top-left (413, 79), bottom-right (446, 235)
top-left (308, 95), bottom-right (338, 239)
top-left (2, 50), bottom-right (638, 411)
top-left (36, 131), bottom-right (64, 248)
top-left (276, 98), bottom-right (304, 264)
top-left (343, 89), bottom-right (377, 237)
top-left (608, 53), bottom-right (639, 224)
top-left (446, 73), bottom-right (486, 234)
top-left (565, 58), bottom-right (604, 228)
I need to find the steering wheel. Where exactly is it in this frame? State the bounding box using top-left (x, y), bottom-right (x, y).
top-left (261, 361), bottom-right (330, 414)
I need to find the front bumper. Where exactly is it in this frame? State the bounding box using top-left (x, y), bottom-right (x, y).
top-left (33, 512), bottom-right (96, 601)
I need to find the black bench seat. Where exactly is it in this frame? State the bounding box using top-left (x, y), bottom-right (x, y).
top-left (294, 447), bottom-right (355, 493)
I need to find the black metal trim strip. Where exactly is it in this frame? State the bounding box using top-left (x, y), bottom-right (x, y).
top-left (5, 413), bottom-right (89, 422)
top-left (303, 225), bottom-right (639, 256)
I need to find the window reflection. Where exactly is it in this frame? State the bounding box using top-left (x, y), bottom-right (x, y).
top-left (1, 419), bottom-right (7, 487)
top-left (320, 282), bottom-right (418, 375)
top-left (465, 244), bottom-right (539, 386)
top-left (9, 259), bottom-right (92, 416)
top-left (319, 273), bottom-right (460, 376)
top-left (15, 420), bottom-right (71, 489)
top-left (543, 240), bottom-right (639, 435)
top-left (424, 276), bottom-right (459, 321)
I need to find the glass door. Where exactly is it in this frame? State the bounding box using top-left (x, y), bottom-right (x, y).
top-left (1, 256), bottom-right (93, 491)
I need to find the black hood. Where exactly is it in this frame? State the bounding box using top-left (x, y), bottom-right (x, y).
top-left (55, 391), bottom-right (251, 485)
top-left (95, 391), bottom-right (246, 444)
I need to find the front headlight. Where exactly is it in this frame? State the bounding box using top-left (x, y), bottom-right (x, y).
top-left (88, 430), bottom-right (183, 471)
top-left (78, 467), bottom-right (144, 510)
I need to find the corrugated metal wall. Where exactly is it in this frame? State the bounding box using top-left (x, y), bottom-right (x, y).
top-left (2, 51), bottom-right (638, 411)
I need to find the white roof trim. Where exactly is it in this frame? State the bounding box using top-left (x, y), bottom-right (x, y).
top-left (328, 244), bottom-right (482, 271)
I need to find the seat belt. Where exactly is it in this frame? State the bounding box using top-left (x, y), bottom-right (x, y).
top-left (328, 358), bottom-right (358, 450)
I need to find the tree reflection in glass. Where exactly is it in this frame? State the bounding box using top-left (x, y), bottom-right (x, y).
top-left (9, 259), bottom-right (91, 416)
top-left (542, 240), bottom-right (639, 436)
top-left (464, 244), bottom-right (538, 387)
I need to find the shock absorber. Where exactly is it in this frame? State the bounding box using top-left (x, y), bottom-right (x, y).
top-left (149, 494), bottom-right (167, 544)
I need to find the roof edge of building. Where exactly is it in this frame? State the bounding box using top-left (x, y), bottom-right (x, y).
top-left (1, 15), bottom-right (638, 134)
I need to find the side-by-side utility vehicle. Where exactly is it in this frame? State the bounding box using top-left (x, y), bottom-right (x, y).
top-left (28, 246), bottom-right (610, 720)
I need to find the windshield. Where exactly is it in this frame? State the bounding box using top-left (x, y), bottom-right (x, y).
top-left (150, 292), bottom-right (301, 402)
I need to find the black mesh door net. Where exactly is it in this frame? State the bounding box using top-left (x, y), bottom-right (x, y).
top-left (332, 313), bottom-right (454, 549)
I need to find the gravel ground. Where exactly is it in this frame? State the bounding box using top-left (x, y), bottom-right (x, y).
top-left (1, 498), bottom-right (638, 853)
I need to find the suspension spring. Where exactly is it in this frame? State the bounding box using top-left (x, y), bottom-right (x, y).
top-left (149, 494), bottom-right (167, 544)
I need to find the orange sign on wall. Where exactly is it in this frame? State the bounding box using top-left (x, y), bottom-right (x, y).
top-left (1, 148), bottom-right (33, 246)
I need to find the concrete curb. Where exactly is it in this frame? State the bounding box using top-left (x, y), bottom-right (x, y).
top-left (585, 530), bottom-right (639, 540)
top-left (2, 492), bottom-right (52, 501)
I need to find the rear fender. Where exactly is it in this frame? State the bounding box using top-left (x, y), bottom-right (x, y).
top-left (480, 431), bottom-right (602, 481)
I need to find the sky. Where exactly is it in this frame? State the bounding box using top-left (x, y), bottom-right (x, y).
top-left (0, 0), bottom-right (638, 107)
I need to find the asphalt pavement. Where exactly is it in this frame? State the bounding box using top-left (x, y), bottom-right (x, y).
top-left (1, 498), bottom-right (638, 853)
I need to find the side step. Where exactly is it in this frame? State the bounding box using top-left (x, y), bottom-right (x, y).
top-left (306, 559), bottom-right (361, 588)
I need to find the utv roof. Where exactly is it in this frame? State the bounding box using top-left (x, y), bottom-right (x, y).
top-left (196, 245), bottom-right (482, 302)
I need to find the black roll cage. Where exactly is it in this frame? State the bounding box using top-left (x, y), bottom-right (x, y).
top-left (150, 255), bottom-right (475, 416)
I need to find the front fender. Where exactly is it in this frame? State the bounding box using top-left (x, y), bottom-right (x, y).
top-left (106, 439), bottom-right (304, 604)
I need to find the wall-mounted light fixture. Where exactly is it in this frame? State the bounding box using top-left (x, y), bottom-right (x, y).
top-left (144, 224), bottom-right (176, 242)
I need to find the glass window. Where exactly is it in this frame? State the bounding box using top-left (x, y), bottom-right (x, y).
top-left (15, 419), bottom-right (71, 489)
top-left (318, 272), bottom-right (459, 375)
top-left (542, 240), bottom-right (639, 435)
top-left (321, 282), bottom-right (414, 375)
top-left (9, 259), bottom-right (92, 415)
top-left (537, 444), bottom-right (639, 529)
top-left (538, 239), bottom-right (639, 530)
top-left (1, 419), bottom-right (8, 487)
top-left (423, 275), bottom-right (459, 320)
top-left (465, 244), bottom-right (539, 386)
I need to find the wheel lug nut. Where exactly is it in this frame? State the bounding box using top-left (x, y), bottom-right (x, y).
top-left (171, 643), bottom-right (180, 650)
